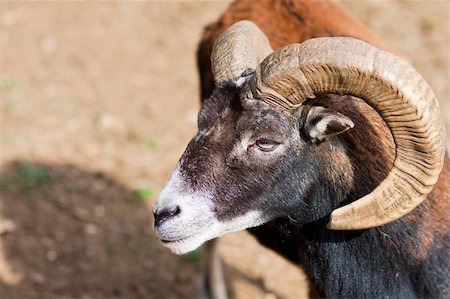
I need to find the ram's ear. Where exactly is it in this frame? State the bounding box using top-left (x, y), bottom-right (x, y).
top-left (303, 106), bottom-right (354, 142)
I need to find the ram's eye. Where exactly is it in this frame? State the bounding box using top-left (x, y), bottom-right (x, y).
top-left (255, 138), bottom-right (279, 152)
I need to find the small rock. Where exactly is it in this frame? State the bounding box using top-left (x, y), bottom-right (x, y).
top-left (31, 272), bottom-right (45, 284)
top-left (0, 219), bottom-right (16, 235)
top-left (96, 113), bottom-right (125, 133)
top-left (41, 37), bottom-right (58, 54)
top-left (84, 223), bottom-right (99, 235)
top-left (46, 250), bottom-right (58, 261)
top-left (73, 207), bottom-right (89, 220)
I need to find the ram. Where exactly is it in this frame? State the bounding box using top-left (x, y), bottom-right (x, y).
top-left (153, 0), bottom-right (450, 298)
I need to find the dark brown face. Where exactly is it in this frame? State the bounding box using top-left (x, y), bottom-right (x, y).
top-left (153, 81), bottom-right (354, 254)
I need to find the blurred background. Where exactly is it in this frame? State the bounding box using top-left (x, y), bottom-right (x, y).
top-left (0, 1), bottom-right (448, 298)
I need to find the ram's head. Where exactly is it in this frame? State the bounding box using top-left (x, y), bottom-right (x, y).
top-left (153, 21), bottom-right (445, 254)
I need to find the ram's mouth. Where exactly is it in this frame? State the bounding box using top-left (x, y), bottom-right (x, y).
top-left (160, 231), bottom-right (202, 244)
top-left (158, 225), bottom-right (216, 255)
top-left (160, 234), bottom-right (196, 245)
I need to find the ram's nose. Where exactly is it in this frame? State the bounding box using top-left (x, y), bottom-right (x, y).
top-left (153, 205), bottom-right (181, 227)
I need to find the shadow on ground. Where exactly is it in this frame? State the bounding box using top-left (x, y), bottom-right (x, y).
top-left (0, 161), bottom-right (201, 299)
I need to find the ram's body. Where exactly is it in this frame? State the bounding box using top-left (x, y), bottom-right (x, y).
top-left (153, 1), bottom-right (450, 298)
top-left (197, 1), bottom-right (450, 297)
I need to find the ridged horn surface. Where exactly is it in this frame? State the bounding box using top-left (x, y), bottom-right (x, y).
top-left (251, 37), bottom-right (446, 230)
top-left (211, 20), bottom-right (273, 85)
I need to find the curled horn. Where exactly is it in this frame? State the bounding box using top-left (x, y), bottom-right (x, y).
top-left (251, 37), bottom-right (446, 230)
top-left (211, 20), bottom-right (273, 85)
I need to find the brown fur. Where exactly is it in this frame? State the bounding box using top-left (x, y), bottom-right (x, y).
top-left (311, 95), bottom-right (396, 198)
top-left (198, 0), bottom-right (383, 100)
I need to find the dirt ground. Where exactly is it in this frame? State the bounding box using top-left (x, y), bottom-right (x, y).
top-left (0, 1), bottom-right (448, 299)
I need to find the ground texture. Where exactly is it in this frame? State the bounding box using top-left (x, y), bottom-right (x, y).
top-left (0, 1), bottom-right (448, 299)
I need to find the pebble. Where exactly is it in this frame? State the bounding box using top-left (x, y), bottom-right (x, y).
top-left (96, 113), bottom-right (125, 133)
top-left (31, 272), bottom-right (45, 284)
top-left (41, 37), bottom-right (58, 54)
top-left (46, 250), bottom-right (58, 261)
top-left (84, 223), bottom-right (99, 235)
top-left (0, 219), bottom-right (16, 235)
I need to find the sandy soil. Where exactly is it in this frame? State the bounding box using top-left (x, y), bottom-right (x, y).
top-left (0, 1), bottom-right (448, 299)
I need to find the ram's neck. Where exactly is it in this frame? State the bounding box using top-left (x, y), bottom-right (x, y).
top-left (249, 94), bottom-right (448, 297)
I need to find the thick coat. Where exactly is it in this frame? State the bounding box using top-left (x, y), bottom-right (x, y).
top-left (194, 1), bottom-right (450, 297)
